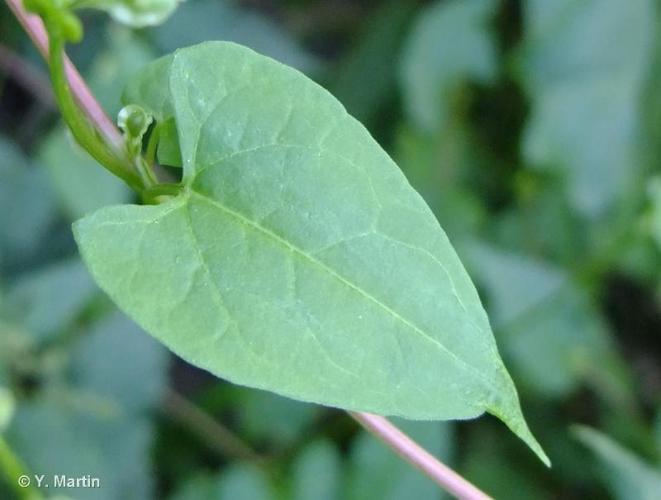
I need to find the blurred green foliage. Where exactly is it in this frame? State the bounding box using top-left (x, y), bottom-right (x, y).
top-left (0, 0), bottom-right (660, 498)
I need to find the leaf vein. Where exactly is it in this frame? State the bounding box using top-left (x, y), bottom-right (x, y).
top-left (188, 190), bottom-right (494, 393)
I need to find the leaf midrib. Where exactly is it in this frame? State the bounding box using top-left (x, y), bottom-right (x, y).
top-left (186, 189), bottom-right (496, 394)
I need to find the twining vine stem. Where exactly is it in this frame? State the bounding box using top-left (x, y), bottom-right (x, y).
top-left (5, 0), bottom-right (121, 151)
top-left (5, 1), bottom-right (494, 498)
top-left (350, 413), bottom-right (492, 500)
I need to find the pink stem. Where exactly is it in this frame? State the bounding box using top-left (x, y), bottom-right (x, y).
top-left (350, 412), bottom-right (493, 500)
top-left (5, 0), bottom-right (124, 151)
top-left (7, 3), bottom-right (493, 498)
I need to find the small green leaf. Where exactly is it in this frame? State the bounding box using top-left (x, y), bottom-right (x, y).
top-left (76, 0), bottom-right (181, 28)
top-left (24, 0), bottom-right (82, 42)
top-left (400, 0), bottom-right (498, 133)
top-left (7, 396), bottom-right (156, 500)
top-left (118, 104), bottom-right (153, 159)
top-left (574, 425), bottom-right (661, 500)
top-left (0, 136), bottom-right (56, 268)
top-left (77, 42), bottom-right (547, 463)
top-left (70, 311), bottom-right (169, 414)
top-left (5, 259), bottom-right (97, 343)
top-left (122, 55), bottom-right (181, 167)
top-left (156, 118), bottom-right (182, 167)
top-left (122, 55), bottom-right (173, 121)
top-left (90, 26), bottom-right (157, 116)
top-left (217, 464), bottom-right (273, 500)
top-left (169, 464), bottom-right (274, 500)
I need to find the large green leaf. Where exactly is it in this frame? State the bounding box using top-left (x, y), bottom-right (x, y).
top-left (574, 426), bottom-right (661, 500)
top-left (518, 0), bottom-right (655, 216)
top-left (75, 42), bottom-right (546, 463)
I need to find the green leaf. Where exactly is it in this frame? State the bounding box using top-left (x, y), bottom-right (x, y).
top-left (122, 55), bottom-right (181, 167)
top-left (169, 464), bottom-right (273, 500)
top-left (492, 179), bottom-right (584, 266)
top-left (574, 425), bottom-right (661, 500)
top-left (7, 396), bottom-right (155, 500)
top-left (399, 0), bottom-right (498, 133)
top-left (292, 440), bottom-right (340, 500)
top-left (149, 0), bottom-right (319, 73)
top-left (0, 136), bottom-right (56, 269)
top-left (78, 0), bottom-right (181, 28)
top-left (76, 42), bottom-right (546, 463)
top-left (518, 0), bottom-right (656, 216)
top-left (122, 55), bottom-right (173, 122)
top-left (118, 104), bottom-right (153, 159)
top-left (70, 311), bottom-right (169, 414)
top-left (156, 118), bottom-right (182, 167)
top-left (89, 26), bottom-right (157, 117)
top-left (5, 259), bottom-right (97, 343)
top-left (217, 464), bottom-right (273, 500)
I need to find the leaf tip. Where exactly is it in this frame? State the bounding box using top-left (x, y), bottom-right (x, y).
top-left (489, 400), bottom-right (551, 467)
